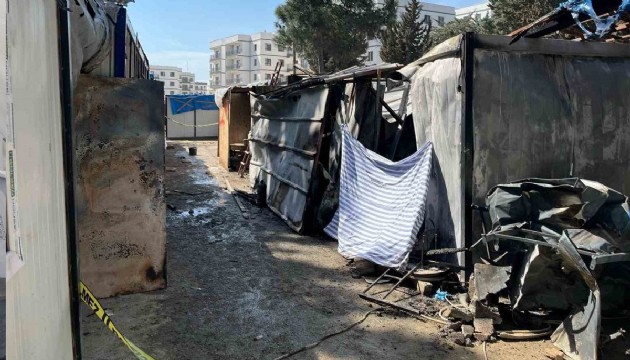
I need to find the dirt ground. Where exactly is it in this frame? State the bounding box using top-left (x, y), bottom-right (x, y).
top-left (81, 140), bottom-right (560, 360)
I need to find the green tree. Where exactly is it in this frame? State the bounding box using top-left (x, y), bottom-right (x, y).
top-left (430, 15), bottom-right (497, 45)
top-left (489, 0), bottom-right (563, 34)
top-left (275, 0), bottom-right (397, 74)
top-left (379, 0), bottom-right (432, 64)
top-left (430, 0), bottom-right (563, 46)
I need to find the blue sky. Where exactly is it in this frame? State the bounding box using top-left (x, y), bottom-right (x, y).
top-left (128, 0), bottom-right (482, 82)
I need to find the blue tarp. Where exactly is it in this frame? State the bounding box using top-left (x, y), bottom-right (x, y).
top-left (169, 95), bottom-right (219, 115)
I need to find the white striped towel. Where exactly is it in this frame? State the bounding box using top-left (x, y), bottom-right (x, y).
top-left (324, 125), bottom-right (433, 269)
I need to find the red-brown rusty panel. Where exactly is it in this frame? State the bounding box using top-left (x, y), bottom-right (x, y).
top-left (74, 75), bottom-right (166, 298)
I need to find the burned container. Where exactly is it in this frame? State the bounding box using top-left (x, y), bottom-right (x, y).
top-left (402, 34), bottom-right (630, 268)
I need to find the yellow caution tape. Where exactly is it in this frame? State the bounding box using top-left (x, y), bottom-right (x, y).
top-left (79, 281), bottom-right (156, 360)
top-left (167, 117), bottom-right (219, 127)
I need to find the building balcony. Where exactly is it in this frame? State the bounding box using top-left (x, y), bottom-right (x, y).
top-left (226, 78), bottom-right (242, 85)
top-left (226, 48), bottom-right (243, 57)
top-left (225, 64), bottom-right (242, 71)
top-left (210, 53), bottom-right (222, 60)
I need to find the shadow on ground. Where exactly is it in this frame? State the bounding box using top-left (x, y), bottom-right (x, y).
top-left (80, 141), bottom-right (559, 360)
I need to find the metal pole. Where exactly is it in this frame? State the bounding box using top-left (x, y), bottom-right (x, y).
top-left (462, 32), bottom-right (476, 279)
top-left (57, 1), bottom-right (82, 357)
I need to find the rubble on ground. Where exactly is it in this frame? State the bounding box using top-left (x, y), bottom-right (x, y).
top-left (353, 178), bottom-right (630, 360)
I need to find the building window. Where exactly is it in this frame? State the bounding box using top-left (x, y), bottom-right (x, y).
top-left (265, 43), bottom-right (272, 51)
top-left (424, 15), bottom-right (431, 24)
top-left (170, 72), bottom-right (175, 77)
top-left (254, 58), bottom-right (258, 66)
top-left (438, 16), bottom-right (445, 26)
top-left (254, 44), bottom-right (258, 52)
top-left (254, 74), bottom-right (258, 81)
top-left (367, 51), bottom-right (374, 62)
top-left (170, 91), bottom-right (175, 95)
top-left (265, 58), bottom-right (272, 66)
top-left (170, 81), bottom-right (175, 86)
top-left (160, 71), bottom-right (165, 76)
top-left (278, 44), bottom-right (285, 52)
top-left (215, 77), bottom-right (219, 84)
top-left (475, 13), bottom-right (481, 20)
top-left (265, 73), bottom-right (271, 80)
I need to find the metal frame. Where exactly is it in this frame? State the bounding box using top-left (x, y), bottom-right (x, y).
top-left (474, 34), bottom-right (630, 58)
top-left (57, 2), bottom-right (82, 358)
top-left (462, 32), bottom-right (476, 278)
top-left (113, 6), bottom-right (126, 78)
top-left (484, 227), bottom-right (630, 271)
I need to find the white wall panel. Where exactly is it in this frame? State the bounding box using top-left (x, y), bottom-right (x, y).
top-left (6, 0), bottom-right (74, 359)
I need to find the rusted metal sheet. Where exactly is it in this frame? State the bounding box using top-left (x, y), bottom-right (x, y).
top-left (249, 86), bottom-right (329, 232)
top-left (74, 75), bottom-right (166, 298)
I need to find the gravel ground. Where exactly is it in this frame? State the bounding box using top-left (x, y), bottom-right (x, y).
top-left (81, 140), bottom-right (561, 360)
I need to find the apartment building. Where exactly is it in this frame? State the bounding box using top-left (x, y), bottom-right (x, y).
top-left (455, 2), bottom-right (491, 19)
top-left (150, 65), bottom-right (206, 95)
top-left (209, 31), bottom-right (298, 92)
top-left (192, 81), bottom-right (209, 94)
top-left (365, 1), bottom-right (457, 65)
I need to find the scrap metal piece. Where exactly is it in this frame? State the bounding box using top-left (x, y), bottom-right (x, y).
top-left (473, 263), bottom-right (511, 301)
top-left (550, 233), bottom-right (601, 360)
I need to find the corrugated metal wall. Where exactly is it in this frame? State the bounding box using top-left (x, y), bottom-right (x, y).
top-left (249, 86), bottom-right (329, 232)
top-left (6, 0), bottom-right (75, 358)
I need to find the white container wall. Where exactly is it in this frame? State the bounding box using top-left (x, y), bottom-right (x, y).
top-left (5, 0), bottom-right (75, 359)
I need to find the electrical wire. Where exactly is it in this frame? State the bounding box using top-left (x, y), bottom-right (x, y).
top-left (167, 117), bottom-right (219, 127)
top-left (273, 308), bottom-right (382, 360)
top-left (483, 341), bottom-right (489, 360)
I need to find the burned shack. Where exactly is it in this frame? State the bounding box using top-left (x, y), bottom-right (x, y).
top-left (247, 33), bottom-right (630, 359)
top-left (216, 87), bottom-right (254, 170)
top-left (400, 34), bottom-right (630, 268)
top-left (248, 64), bottom-right (421, 233)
